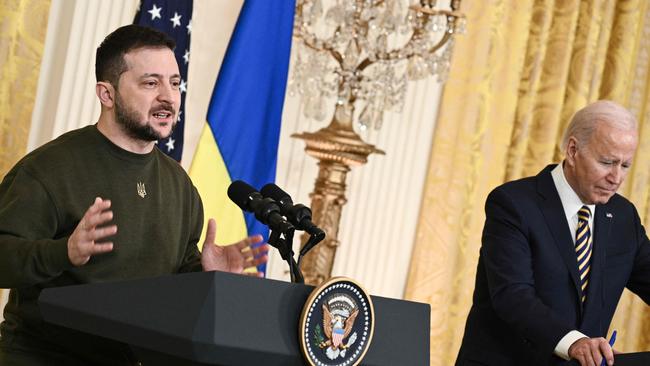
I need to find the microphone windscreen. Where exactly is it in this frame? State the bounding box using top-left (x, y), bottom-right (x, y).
top-left (227, 180), bottom-right (257, 211)
top-left (261, 183), bottom-right (291, 203)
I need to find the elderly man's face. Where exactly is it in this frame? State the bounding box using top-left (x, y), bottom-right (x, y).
top-left (565, 122), bottom-right (637, 205)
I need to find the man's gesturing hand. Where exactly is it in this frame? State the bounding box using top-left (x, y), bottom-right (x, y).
top-left (568, 336), bottom-right (614, 366)
top-left (201, 219), bottom-right (268, 275)
top-left (67, 197), bottom-right (117, 266)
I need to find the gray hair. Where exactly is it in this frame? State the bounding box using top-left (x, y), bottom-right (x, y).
top-left (561, 100), bottom-right (637, 153)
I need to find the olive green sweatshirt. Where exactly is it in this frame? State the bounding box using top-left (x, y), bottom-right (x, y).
top-left (0, 125), bottom-right (203, 364)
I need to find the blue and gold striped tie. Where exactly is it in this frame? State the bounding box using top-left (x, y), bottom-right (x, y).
top-left (576, 206), bottom-right (592, 304)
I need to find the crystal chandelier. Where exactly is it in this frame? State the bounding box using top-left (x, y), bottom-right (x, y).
top-left (290, 0), bottom-right (465, 131)
top-left (290, 0), bottom-right (465, 285)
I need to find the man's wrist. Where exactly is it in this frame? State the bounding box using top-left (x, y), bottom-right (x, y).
top-left (555, 330), bottom-right (588, 360)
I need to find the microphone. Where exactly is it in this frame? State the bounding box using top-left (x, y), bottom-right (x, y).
top-left (260, 183), bottom-right (325, 256)
top-left (227, 181), bottom-right (294, 234)
top-left (228, 180), bottom-right (302, 282)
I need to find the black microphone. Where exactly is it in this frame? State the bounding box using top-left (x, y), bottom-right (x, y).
top-left (227, 180), bottom-right (294, 234)
top-left (260, 183), bottom-right (325, 256)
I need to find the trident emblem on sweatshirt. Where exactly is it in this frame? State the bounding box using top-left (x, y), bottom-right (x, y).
top-left (137, 182), bottom-right (147, 198)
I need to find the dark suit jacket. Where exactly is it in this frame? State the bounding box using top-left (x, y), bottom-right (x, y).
top-left (456, 165), bottom-right (650, 366)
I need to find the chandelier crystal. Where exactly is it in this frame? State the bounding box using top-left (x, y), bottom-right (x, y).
top-left (290, 0), bottom-right (465, 131)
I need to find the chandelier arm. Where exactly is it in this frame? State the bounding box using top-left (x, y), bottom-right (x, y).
top-left (295, 30), bottom-right (344, 65)
top-left (357, 57), bottom-right (373, 72)
top-left (414, 8), bottom-right (464, 18)
top-left (347, 79), bottom-right (359, 105)
top-left (293, 0), bottom-right (345, 64)
top-left (373, 32), bottom-right (421, 63)
top-left (425, 31), bottom-right (453, 55)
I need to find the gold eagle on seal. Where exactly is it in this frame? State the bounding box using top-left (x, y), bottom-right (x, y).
top-left (319, 294), bottom-right (359, 360)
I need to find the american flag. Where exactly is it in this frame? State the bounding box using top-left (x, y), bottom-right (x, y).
top-left (134, 0), bottom-right (193, 162)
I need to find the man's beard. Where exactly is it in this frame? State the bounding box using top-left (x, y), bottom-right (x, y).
top-left (114, 92), bottom-right (176, 141)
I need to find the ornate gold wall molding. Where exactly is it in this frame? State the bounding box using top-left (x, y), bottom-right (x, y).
top-left (0, 0), bottom-right (51, 309)
top-left (405, 0), bottom-right (650, 364)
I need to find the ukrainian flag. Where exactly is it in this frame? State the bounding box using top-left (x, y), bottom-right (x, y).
top-left (189, 0), bottom-right (295, 273)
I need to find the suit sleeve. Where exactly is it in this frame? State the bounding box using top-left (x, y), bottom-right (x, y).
top-left (481, 187), bottom-right (574, 357)
top-left (0, 167), bottom-right (73, 288)
top-left (626, 206), bottom-right (650, 303)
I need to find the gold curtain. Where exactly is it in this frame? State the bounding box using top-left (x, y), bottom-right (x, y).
top-left (0, 0), bottom-right (51, 304)
top-left (405, 0), bottom-right (650, 365)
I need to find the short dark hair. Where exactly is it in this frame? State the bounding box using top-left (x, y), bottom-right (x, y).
top-left (95, 24), bottom-right (175, 86)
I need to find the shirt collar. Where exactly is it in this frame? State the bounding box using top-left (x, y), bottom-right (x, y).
top-left (551, 163), bottom-right (596, 219)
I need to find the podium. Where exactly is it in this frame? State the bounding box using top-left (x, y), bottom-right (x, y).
top-left (612, 353), bottom-right (650, 365)
top-left (39, 271), bottom-right (430, 365)
top-left (565, 352), bottom-right (650, 366)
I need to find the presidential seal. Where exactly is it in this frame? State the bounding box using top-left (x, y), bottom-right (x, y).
top-left (300, 277), bottom-right (374, 366)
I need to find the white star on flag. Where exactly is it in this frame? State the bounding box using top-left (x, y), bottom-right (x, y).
top-left (170, 12), bottom-right (182, 28)
top-left (165, 137), bottom-right (175, 152)
top-left (148, 4), bottom-right (162, 20)
top-left (136, 0), bottom-right (192, 162)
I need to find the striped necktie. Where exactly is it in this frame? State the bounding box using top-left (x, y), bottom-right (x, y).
top-left (576, 206), bottom-right (592, 304)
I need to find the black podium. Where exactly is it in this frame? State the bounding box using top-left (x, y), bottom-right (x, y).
top-left (39, 271), bottom-right (430, 365)
top-left (613, 353), bottom-right (650, 365)
top-left (565, 352), bottom-right (650, 366)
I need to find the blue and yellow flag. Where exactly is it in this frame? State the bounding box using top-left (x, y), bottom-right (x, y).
top-left (189, 0), bottom-right (295, 273)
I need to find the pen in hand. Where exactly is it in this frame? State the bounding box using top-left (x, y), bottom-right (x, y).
top-left (600, 330), bottom-right (617, 366)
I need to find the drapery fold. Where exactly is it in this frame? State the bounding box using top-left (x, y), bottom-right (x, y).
top-left (0, 0), bottom-right (51, 310)
top-left (0, 0), bottom-right (50, 177)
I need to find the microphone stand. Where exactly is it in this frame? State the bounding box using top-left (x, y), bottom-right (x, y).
top-left (297, 233), bottom-right (325, 270)
top-left (268, 228), bottom-right (304, 283)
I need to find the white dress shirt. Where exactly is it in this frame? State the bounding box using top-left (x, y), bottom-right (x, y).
top-left (550, 163), bottom-right (595, 360)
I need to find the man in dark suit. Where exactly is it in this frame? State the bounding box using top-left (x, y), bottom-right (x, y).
top-left (456, 100), bottom-right (650, 366)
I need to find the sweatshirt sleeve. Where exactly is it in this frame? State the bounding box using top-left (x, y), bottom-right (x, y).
top-left (176, 185), bottom-right (203, 273)
top-left (0, 167), bottom-right (73, 288)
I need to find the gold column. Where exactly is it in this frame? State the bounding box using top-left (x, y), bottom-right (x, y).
top-left (293, 103), bottom-right (383, 285)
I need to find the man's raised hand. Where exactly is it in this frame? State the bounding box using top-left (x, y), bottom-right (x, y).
top-left (67, 197), bottom-right (117, 266)
top-left (201, 218), bottom-right (269, 275)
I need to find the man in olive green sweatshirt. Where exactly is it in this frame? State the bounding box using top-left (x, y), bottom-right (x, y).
top-left (0, 25), bottom-right (269, 365)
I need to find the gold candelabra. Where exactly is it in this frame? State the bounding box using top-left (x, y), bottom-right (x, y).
top-left (290, 0), bottom-right (465, 285)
